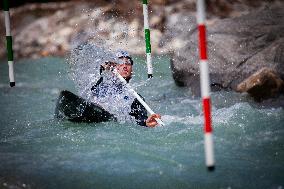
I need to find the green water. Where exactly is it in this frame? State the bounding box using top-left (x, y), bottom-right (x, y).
top-left (0, 56), bottom-right (283, 189)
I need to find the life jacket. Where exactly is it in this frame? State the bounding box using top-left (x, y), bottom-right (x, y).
top-left (90, 74), bottom-right (138, 124)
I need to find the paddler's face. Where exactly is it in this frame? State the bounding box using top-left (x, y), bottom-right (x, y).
top-left (116, 57), bottom-right (133, 80)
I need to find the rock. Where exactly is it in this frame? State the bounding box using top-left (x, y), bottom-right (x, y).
top-left (237, 67), bottom-right (284, 101)
top-left (160, 12), bottom-right (197, 52)
top-left (0, 1), bottom-right (171, 59)
top-left (0, 0), bottom-right (283, 61)
top-left (170, 6), bottom-right (284, 98)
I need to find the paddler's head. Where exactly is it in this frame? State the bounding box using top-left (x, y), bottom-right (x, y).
top-left (115, 50), bottom-right (133, 82)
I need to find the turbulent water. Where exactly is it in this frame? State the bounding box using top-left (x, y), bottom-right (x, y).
top-left (68, 44), bottom-right (139, 123)
top-left (0, 56), bottom-right (283, 189)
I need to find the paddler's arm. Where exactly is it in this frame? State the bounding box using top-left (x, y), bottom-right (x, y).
top-left (129, 98), bottom-right (148, 126)
top-left (91, 61), bottom-right (117, 92)
top-left (129, 97), bottom-right (161, 127)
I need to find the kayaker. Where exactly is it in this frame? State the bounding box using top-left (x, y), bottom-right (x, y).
top-left (90, 50), bottom-right (161, 127)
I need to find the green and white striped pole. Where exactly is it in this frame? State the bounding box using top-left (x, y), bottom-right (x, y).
top-left (142, 0), bottom-right (153, 78)
top-left (3, 0), bottom-right (15, 87)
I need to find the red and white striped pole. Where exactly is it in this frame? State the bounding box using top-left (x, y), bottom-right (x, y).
top-left (196, 0), bottom-right (215, 171)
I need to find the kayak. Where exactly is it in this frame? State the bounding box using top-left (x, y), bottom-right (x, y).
top-left (54, 90), bottom-right (115, 123)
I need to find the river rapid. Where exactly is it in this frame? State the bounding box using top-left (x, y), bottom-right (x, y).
top-left (0, 56), bottom-right (283, 189)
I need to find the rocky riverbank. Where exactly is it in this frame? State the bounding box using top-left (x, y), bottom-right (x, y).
top-left (0, 0), bottom-right (283, 102)
top-left (170, 5), bottom-right (284, 101)
top-left (1, 0), bottom-right (282, 58)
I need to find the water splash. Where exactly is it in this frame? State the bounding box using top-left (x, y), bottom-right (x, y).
top-left (68, 43), bottom-right (137, 123)
top-left (69, 43), bottom-right (117, 96)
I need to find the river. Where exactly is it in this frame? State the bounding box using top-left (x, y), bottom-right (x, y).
top-left (0, 56), bottom-right (283, 189)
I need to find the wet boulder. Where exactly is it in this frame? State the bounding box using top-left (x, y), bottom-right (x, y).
top-left (237, 67), bottom-right (284, 101)
top-left (170, 6), bottom-right (284, 98)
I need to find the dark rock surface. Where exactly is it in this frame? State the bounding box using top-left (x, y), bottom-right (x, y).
top-left (170, 6), bottom-right (284, 98)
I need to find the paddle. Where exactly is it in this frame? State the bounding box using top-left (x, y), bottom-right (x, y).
top-left (112, 68), bottom-right (165, 126)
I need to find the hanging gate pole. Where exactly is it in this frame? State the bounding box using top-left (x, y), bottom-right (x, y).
top-left (3, 0), bottom-right (15, 87)
top-left (142, 0), bottom-right (153, 78)
top-left (196, 0), bottom-right (215, 171)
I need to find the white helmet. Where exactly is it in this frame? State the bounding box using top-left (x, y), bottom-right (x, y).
top-left (116, 50), bottom-right (130, 58)
top-left (115, 50), bottom-right (133, 65)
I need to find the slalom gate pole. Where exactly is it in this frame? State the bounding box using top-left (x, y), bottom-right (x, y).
top-left (112, 69), bottom-right (164, 126)
top-left (3, 0), bottom-right (15, 87)
top-left (142, 0), bottom-right (153, 78)
top-left (196, 0), bottom-right (215, 171)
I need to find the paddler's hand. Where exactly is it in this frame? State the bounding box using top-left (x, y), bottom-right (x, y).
top-left (146, 114), bottom-right (161, 127)
top-left (102, 61), bottom-right (118, 71)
